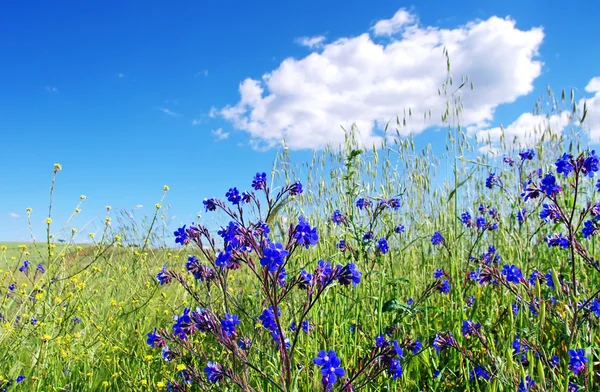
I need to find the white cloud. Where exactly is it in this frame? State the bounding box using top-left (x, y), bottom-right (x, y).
top-left (585, 77), bottom-right (600, 93)
top-left (195, 70), bottom-right (209, 78)
top-left (580, 76), bottom-right (600, 142)
top-left (134, 204), bottom-right (143, 210)
top-left (118, 72), bottom-right (125, 78)
top-left (211, 128), bottom-right (230, 140)
top-left (216, 9), bottom-right (544, 150)
top-left (474, 111), bottom-right (571, 148)
top-left (45, 86), bottom-right (58, 93)
top-left (192, 119), bottom-right (202, 125)
top-left (157, 107), bottom-right (179, 117)
top-left (9, 212), bottom-right (21, 218)
top-left (372, 8), bottom-right (416, 36)
top-left (296, 35), bottom-right (326, 49)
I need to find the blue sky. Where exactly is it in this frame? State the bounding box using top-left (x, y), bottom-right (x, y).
top-left (1, 0), bottom-right (599, 242)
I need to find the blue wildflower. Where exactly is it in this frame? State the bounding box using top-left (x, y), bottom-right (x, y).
top-left (259, 306), bottom-right (280, 332)
top-left (294, 216), bottom-right (318, 248)
top-left (502, 264), bottom-right (522, 284)
top-left (517, 209), bottom-right (527, 222)
top-left (469, 366), bottom-right (490, 381)
top-left (568, 349), bottom-right (587, 375)
top-left (260, 242), bottom-right (288, 272)
top-left (540, 174), bottom-right (561, 196)
top-left (556, 153), bottom-right (574, 177)
top-left (156, 264), bottom-right (172, 285)
top-left (485, 173), bottom-right (498, 189)
top-left (377, 238), bottom-right (389, 254)
top-left (388, 198), bottom-right (401, 210)
top-left (461, 320), bottom-right (481, 338)
top-left (146, 327), bottom-right (165, 348)
top-left (504, 155), bottom-right (515, 166)
top-left (215, 250), bottom-right (232, 268)
top-left (203, 198), bottom-right (217, 212)
top-left (314, 350), bottom-right (345, 390)
top-left (433, 269), bottom-right (444, 279)
top-left (583, 150), bottom-right (599, 177)
top-left (406, 298), bottom-right (414, 305)
top-left (18, 260), bottom-right (30, 273)
top-left (16, 376), bottom-right (25, 383)
top-left (389, 359), bottom-right (403, 379)
top-left (289, 181), bottom-right (303, 196)
top-left (591, 298), bottom-right (600, 317)
top-left (204, 361), bottom-right (224, 383)
top-left (299, 270), bottom-right (313, 289)
top-left (220, 314), bottom-right (240, 338)
top-left (337, 263), bottom-right (362, 287)
top-left (582, 220), bottom-right (596, 239)
top-left (356, 198), bottom-right (368, 210)
top-left (476, 217), bottom-right (486, 229)
top-left (431, 232), bottom-right (444, 246)
top-left (438, 279), bottom-right (450, 294)
top-left (550, 355), bottom-right (560, 368)
top-left (546, 234), bottom-right (570, 248)
top-left (174, 225), bottom-right (188, 245)
top-left (252, 172), bottom-right (267, 190)
top-left (226, 188), bottom-right (242, 205)
top-left (517, 376), bottom-right (535, 392)
top-left (395, 223), bottom-right (405, 233)
top-left (37, 264), bottom-right (45, 273)
top-left (461, 211), bottom-right (472, 226)
top-left (375, 334), bottom-right (388, 348)
top-left (331, 210), bottom-right (344, 224)
top-left (519, 149), bottom-right (535, 160)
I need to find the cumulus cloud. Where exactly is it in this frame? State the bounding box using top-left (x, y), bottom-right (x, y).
top-left (580, 76), bottom-right (600, 142)
top-left (474, 111), bottom-right (571, 149)
top-left (9, 212), bottom-right (21, 218)
top-left (372, 8), bottom-right (416, 36)
top-left (134, 204), bottom-right (143, 210)
top-left (216, 9), bottom-right (544, 150)
top-left (211, 128), bottom-right (230, 140)
top-left (296, 35), bottom-right (326, 49)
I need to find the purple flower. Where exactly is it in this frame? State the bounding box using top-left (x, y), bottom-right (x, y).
top-left (315, 260), bottom-right (335, 286)
top-left (469, 366), bottom-right (491, 381)
top-left (203, 198), bottom-right (217, 212)
top-left (568, 349), bottom-right (588, 375)
top-left (331, 210), bottom-right (344, 224)
top-left (226, 187), bottom-right (242, 205)
top-left (204, 361), bottom-right (224, 383)
top-left (476, 217), bottom-right (487, 229)
top-left (314, 350), bottom-right (345, 390)
top-left (146, 327), bottom-right (165, 348)
top-left (388, 198), bottom-right (401, 210)
top-left (432, 332), bottom-right (455, 353)
top-left (260, 242), bottom-right (288, 272)
top-left (433, 269), bottom-right (444, 279)
top-left (299, 270), bottom-right (313, 289)
top-left (546, 233), bottom-right (570, 248)
top-left (389, 359), bottom-right (403, 380)
top-left (259, 306), bottom-right (280, 332)
top-left (37, 264), bottom-right (45, 273)
top-left (252, 172), bottom-right (267, 190)
top-left (220, 314), bottom-right (240, 338)
top-left (375, 334), bottom-right (388, 348)
top-left (18, 260), bottom-right (30, 273)
top-left (215, 249), bottom-right (232, 268)
top-left (395, 224), bottom-right (405, 233)
top-left (431, 232), bottom-right (444, 246)
top-left (540, 174), bottom-right (561, 196)
top-left (461, 211), bottom-right (472, 226)
top-left (294, 216), bottom-right (318, 248)
top-left (336, 263), bottom-right (362, 287)
top-left (16, 375), bottom-right (26, 383)
top-left (582, 220), bottom-right (596, 239)
top-left (172, 308), bottom-right (195, 340)
top-left (517, 375), bottom-right (535, 392)
top-left (502, 264), bottom-right (522, 284)
top-left (156, 264), bottom-right (172, 285)
top-left (485, 173), bottom-right (498, 189)
top-left (517, 209), bottom-right (527, 222)
top-left (356, 198), bottom-right (368, 210)
top-left (504, 156), bottom-right (515, 166)
top-left (540, 203), bottom-right (560, 222)
top-left (437, 279), bottom-right (450, 294)
top-left (377, 238), bottom-right (389, 254)
top-left (583, 150), bottom-right (599, 177)
top-left (406, 298), bottom-right (414, 305)
top-left (289, 181), bottom-right (303, 196)
top-left (519, 149), bottom-right (535, 160)
top-left (556, 153), bottom-right (574, 177)
top-left (461, 320), bottom-right (481, 338)
top-left (590, 298), bottom-right (600, 317)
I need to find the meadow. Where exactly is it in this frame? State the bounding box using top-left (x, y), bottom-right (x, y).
top-left (1, 83), bottom-right (599, 392)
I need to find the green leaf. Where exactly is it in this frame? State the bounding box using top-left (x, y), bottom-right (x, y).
top-left (382, 298), bottom-right (401, 313)
top-left (447, 169), bottom-right (476, 202)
